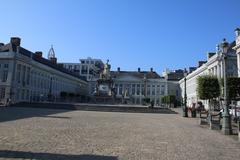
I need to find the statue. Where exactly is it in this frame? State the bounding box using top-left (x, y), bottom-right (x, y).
top-left (95, 60), bottom-right (114, 97)
top-left (101, 59), bottom-right (111, 80)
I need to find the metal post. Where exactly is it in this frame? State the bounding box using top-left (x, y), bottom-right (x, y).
top-left (222, 55), bottom-right (232, 135)
top-left (183, 77), bottom-right (188, 117)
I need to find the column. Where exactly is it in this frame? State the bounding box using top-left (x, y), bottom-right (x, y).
top-left (217, 64), bottom-right (220, 78)
top-left (237, 53), bottom-right (240, 77)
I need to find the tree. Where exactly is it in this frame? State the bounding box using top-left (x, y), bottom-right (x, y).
top-left (60, 91), bottom-right (68, 100)
top-left (161, 95), bottom-right (176, 107)
top-left (197, 75), bottom-right (220, 111)
top-left (226, 77), bottom-right (240, 101)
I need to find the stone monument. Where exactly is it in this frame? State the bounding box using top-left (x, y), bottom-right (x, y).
top-left (94, 60), bottom-right (115, 103)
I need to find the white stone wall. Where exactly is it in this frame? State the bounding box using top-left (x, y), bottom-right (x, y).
top-left (0, 51), bottom-right (87, 104)
top-left (179, 51), bottom-right (237, 109)
top-left (113, 76), bottom-right (167, 106)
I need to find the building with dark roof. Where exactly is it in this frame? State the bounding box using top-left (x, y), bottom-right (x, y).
top-left (179, 38), bottom-right (237, 109)
top-left (89, 67), bottom-right (167, 106)
top-left (0, 37), bottom-right (88, 105)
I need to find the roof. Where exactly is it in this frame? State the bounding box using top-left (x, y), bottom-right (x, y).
top-left (110, 71), bottom-right (162, 79)
top-left (0, 43), bottom-right (87, 82)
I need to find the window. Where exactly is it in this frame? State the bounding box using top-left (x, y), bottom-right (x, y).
top-left (161, 89), bottom-right (165, 95)
top-left (16, 64), bottom-right (21, 83)
top-left (119, 84), bottom-right (123, 95)
top-left (132, 84), bottom-right (136, 95)
top-left (22, 66), bottom-right (26, 86)
top-left (157, 85), bottom-right (160, 95)
top-left (4, 64), bottom-right (8, 68)
top-left (74, 65), bottom-right (78, 70)
top-left (0, 88), bottom-right (5, 99)
top-left (21, 89), bottom-right (25, 100)
top-left (114, 84), bottom-right (118, 94)
top-left (147, 85), bottom-right (150, 95)
top-left (152, 85), bottom-right (155, 95)
top-left (141, 84), bottom-right (145, 95)
top-left (2, 70), bottom-right (8, 82)
top-left (137, 84), bottom-right (140, 95)
top-left (26, 90), bottom-right (29, 100)
top-left (26, 67), bottom-right (30, 85)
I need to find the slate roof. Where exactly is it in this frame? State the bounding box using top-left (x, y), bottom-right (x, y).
top-left (0, 43), bottom-right (87, 82)
top-left (110, 71), bottom-right (163, 79)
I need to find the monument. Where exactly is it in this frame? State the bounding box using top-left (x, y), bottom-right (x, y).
top-left (94, 60), bottom-right (115, 103)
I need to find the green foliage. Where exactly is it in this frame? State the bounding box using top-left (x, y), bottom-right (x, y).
top-left (197, 75), bottom-right (220, 100)
top-left (143, 97), bottom-right (150, 104)
top-left (68, 93), bottom-right (75, 98)
top-left (161, 95), bottom-right (176, 104)
top-left (60, 91), bottom-right (68, 98)
top-left (227, 77), bottom-right (240, 100)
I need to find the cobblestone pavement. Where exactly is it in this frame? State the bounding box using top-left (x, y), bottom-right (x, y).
top-left (0, 107), bottom-right (240, 160)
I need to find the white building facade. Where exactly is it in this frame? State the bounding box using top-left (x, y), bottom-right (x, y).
top-left (233, 28), bottom-right (240, 76)
top-left (0, 37), bottom-right (88, 105)
top-left (179, 41), bottom-right (237, 109)
top-left (110, 68), bottom-right (168, 106)
top-left (60, 57), bottom-right (104, 81)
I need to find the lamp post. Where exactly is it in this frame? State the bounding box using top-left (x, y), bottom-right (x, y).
top-left (221, 38), bottom-right (232, 135)
top-left (143, 74), bottom-right (147, 104)
top-left (183, 71), bottom-right (188, 117)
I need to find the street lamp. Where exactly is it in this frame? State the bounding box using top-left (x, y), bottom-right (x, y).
top-left (183, 70), bottom-right (188, 117)
top-left (220, 38), bottom-right (232, 135)
top-left (142, 74), bottom-right (147, 105)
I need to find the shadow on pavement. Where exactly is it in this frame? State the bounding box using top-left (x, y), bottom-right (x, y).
top-left (0, 150), bottom-right (118, 160)
top-left (0, 104), bottom-right (72, 123)
top-left (0, 102), bottom-right (177, 123)
top-left (10, 102), bottom-right (178, 114)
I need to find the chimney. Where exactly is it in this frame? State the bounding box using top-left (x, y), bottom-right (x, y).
top-left (10, 37), bottom-right (21, 46)
top-left (207, 52), bottom-right (216, 59)
top-left (10, 37), bottom-right (21, 52)
top-left (35, 51), bottom-right (43, 58)
top-left (189, 67), bottom-right (197, 73)
top-left (117, 67), bottom-right (120, 72)
top-left (198, 61), bottom-right (206, 67)
top-left (138, 67), bottom-right (141, 72)
top-left (50, 57), bottom-right (57, 64)
top-left (150, 68), bottom-right (153, 72)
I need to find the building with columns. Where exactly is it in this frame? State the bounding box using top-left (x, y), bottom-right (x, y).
top-left (0, 37), bottom-right (88, 105)
top-left (179, 39), bottom-right (237, 109)
top-left (233, 28), bottom-right (240, 76)
top-left (88, 67), bottom-right (168, 106)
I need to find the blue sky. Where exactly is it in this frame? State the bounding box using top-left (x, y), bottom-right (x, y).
top-left (1, 0), bottom-right (239, 74)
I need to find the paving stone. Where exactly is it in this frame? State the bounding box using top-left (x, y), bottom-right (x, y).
top-left (0, 107), bottom-right (240, 160)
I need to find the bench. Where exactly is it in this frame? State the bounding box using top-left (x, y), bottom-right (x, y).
top-left (209, 112), bottom-right (222, 130)
top-left (199, 110), bottom-right (209, 125)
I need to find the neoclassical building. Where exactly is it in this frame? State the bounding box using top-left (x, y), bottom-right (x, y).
top-left (89, 67), bottom-right (168, 106)
top-left (233, 28), bottom-right (240, 76)
top-left (112, 68), bottom-right (167, 105)
top-left (179, 39), bottom-right (238, 109)
top-left (0, 37), bottom-right (87, 105)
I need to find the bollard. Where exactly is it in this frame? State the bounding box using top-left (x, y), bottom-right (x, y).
top-left (238, 120), bottom-right (240, 142)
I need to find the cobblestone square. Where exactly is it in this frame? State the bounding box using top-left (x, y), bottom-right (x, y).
top-left (0, 107), bottom-right (240, 160)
